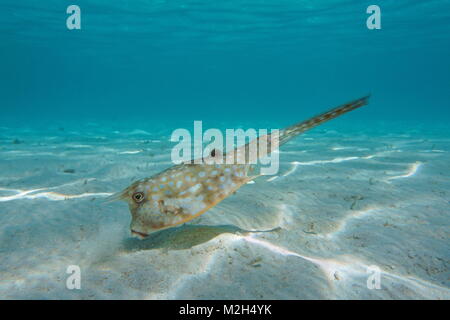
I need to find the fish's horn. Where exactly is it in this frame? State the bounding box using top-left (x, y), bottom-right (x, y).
top-left (101, 190), bottom-right (127, 203)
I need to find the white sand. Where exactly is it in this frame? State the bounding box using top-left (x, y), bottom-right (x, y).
top-left (0, 126), bottom-right (449, 299)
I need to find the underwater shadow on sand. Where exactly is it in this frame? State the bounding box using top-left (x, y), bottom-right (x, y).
top-left (122, 224), bottom-right (280, 251)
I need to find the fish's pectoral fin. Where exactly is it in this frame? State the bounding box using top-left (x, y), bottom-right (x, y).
top-left (158, 199), bottom-right (184, 215)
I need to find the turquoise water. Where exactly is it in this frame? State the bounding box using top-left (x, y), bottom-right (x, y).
top-left (1, 1), bottom-right (449, 299)
top-left (2, 1), bottom-right (450, 128)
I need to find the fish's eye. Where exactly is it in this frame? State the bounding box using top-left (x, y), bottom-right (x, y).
top-left (132, 192), bottom-right (145, 203)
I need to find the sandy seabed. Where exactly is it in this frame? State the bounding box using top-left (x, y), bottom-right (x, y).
top-left (0, 125), bottom-right (449, 299)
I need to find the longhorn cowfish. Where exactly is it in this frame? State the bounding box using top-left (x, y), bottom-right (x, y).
top-left (111, 96), bottom-right (369, 238)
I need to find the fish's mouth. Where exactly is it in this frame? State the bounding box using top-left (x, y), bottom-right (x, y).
top-left (131, 229), bottom-right (149, 239)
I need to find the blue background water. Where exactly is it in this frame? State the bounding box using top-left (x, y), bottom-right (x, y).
top-left (1, 0), bottom-right (449, 130)
top-left (1, 1), bottom-right (450, 300)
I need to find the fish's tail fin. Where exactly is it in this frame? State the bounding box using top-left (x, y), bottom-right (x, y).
top-left (279, 95), bottom-right (370, 145)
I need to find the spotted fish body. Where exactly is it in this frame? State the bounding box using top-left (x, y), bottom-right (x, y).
top-left (115, 96), bottom-right (369, 238)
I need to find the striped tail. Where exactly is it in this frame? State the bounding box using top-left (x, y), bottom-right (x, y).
top-left (279, 95), bottom-right (370, 145)
top-left (223, 95), bottom-right (369, 165)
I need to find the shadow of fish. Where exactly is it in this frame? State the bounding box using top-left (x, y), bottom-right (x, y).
top-left (122, 224), bottom-right (280, 251)
top-left (109, 96), bottom-right (369, 238)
